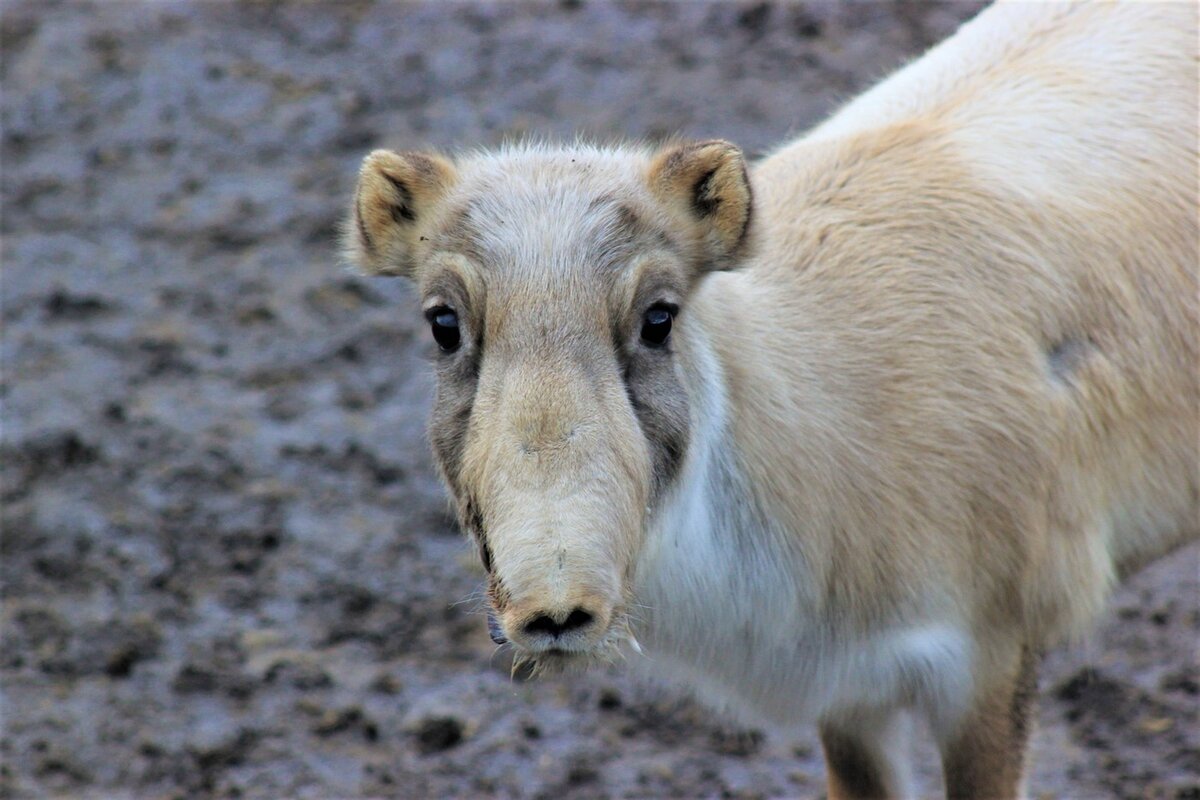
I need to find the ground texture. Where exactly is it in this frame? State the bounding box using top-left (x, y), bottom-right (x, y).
top-left (2, 2), bottom-right (1197, 798)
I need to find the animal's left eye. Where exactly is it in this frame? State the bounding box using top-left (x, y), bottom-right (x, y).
top-left (426, 306), bottom-right (461, 352)
top-left (641, 304), bottom-right (676, 348)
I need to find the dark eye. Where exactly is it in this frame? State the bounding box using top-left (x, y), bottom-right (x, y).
top-left (426, 306), bottom-right (461, 352)
top-left (640, 304), bottom-right (675, 348)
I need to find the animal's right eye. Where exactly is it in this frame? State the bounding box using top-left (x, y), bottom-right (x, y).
top-left (426, 306), bottom-right (461, 352)
top-left (640, 303), bottom-right (676, 348)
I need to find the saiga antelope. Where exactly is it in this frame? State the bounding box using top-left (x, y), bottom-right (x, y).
top-left (343, 3), bottom-right (1198, 797)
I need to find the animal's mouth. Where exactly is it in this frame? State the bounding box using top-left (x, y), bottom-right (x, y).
top-left (511, 646), bottom-right (593, 677)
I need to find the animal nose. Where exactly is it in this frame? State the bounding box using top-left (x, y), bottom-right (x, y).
top-left (522, 607), bottom-right (595, 639)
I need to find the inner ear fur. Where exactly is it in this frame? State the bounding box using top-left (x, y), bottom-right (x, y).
top-left (343, 149), bottom-right (457, 277)
top-left (646, 140), bottom-right (753, 269)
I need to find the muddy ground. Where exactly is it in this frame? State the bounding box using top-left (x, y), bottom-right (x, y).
top-left (1, 1), bottom-right (1197, 798)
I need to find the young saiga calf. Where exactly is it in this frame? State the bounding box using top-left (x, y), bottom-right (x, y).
top-left (344, 3), bottom-right (1198, 797)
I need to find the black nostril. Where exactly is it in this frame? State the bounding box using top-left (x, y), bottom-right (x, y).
top-left (523, 607), bottom-right (594, 639)
top-left (563, 607), bottom-right (592, 630)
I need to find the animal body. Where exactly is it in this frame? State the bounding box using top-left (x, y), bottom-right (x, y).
top-left (344, 3), bottom-right (1198, 797)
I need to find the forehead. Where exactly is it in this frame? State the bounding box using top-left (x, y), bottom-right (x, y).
top-left (432, 146), bottom-right (669, 289)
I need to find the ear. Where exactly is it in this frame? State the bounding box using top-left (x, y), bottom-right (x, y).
top-left (646, 140), bottom-right (753, 269)
top-left (343, 149), bottom-right (457, 277)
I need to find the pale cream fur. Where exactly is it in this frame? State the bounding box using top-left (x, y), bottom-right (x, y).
top-left (344, 3), bottom-right (1198, 797)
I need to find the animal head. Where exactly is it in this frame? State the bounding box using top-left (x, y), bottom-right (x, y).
top-left (344, 141), bottom-right (753, 670)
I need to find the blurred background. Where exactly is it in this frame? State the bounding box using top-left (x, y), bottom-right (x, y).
top-left (1, 1), bottom-right (1196, 798)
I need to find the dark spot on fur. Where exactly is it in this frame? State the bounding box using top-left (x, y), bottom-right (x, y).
top-left (614, 204), bottom-right (642, 236)
top-left (1046, 336), bottom-right (1093, 384)
top-left (382, 173), bottom-right (416, 223)
top-left (389, 203), bottom-right (415, 224)
top-left (692, 167), bottom-right (721, 217)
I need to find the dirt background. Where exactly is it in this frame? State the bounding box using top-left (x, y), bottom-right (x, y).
top-left (2, 1), bottom-right (1197, 798)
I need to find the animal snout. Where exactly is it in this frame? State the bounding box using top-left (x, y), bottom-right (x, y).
top-left (504, 602), bottom-right (609, 651)
top-left (523, 607), bottom-right (594, 639)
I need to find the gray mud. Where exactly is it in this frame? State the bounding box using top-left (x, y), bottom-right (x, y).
top-left (1, 2), bottom-right (1196, 798)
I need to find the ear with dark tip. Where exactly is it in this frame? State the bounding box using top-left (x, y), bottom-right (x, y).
top-left (646, 140), bottom-right (754, 269)
top-left (342, 149), bottom-right (457, 277)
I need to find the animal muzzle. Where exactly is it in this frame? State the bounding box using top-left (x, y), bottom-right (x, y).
top-left (488, 594), bottom-right (615, 654)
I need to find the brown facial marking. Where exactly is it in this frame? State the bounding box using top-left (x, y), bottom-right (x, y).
top-left (424, 267), bottom-right (480, 498)
top-left (430, 376), bottom-right (476, 494)
top-left (623, 348), bottom-right (689, 498)
top-left (609, 255), bottom-right (692, 498)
